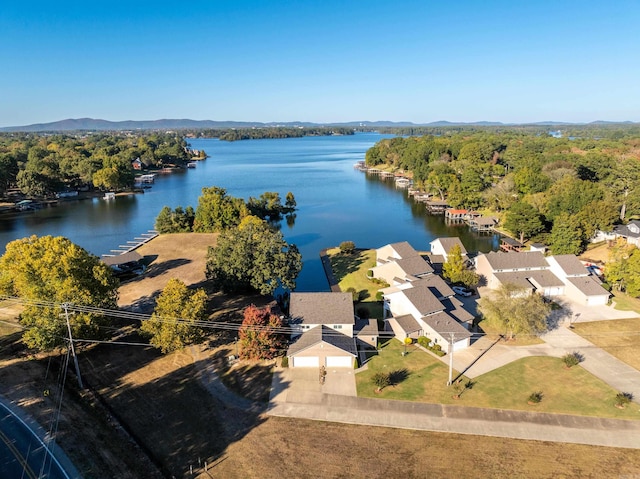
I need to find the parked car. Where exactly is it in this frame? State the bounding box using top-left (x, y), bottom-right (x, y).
top-left (452, 286), bottom-right (473, 297)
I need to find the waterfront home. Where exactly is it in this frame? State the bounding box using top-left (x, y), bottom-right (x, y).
top-left (287, 292), bottom-right (359, 368)
top-left (372, 241), bottom-right (475, 353)
top-left (430, 237), bottom-right (467, 263)
top-left (546, 255), bottom-right (610, 305)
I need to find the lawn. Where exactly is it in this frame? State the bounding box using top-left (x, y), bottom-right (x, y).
top-left (327, 247), bottom-right (385, 319)
top-left (357, 340), bottom-right (467, 402)
top-left (572, 317), bottom-right (640, 370)
top-left (357, 340), bottom-right (640, 419)
top-left (610, 290), bottom-right (640, 314)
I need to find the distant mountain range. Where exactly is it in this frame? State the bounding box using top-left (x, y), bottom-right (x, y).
top-left (0, 117), bottom-right (637, 132)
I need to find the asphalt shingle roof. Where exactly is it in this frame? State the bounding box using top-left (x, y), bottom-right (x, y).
top-left (482, 251), bottom-right (549, 271)
top-left (287, 325), bottom-right (357, 356)
top-left (289, 292), bottom-right (354, 325)
top-left (567, 276), bottom-right (610, 297)
top-left (422, 312), bottom-right (471, 342)
top-left (549, 255), bottom-right (588, 276)
top-left (432, 237), bottom-right (468, 255)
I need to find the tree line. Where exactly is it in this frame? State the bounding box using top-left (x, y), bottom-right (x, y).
top-left (186, 126), bottom-right (354, 141)
top-left (365, 127), bottom-right (640, 255)
top-left (0, 132), bottom-right (192, 199)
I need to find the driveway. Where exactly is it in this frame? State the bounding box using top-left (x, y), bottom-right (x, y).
top-left (269, 366), bottom-right (357, 407)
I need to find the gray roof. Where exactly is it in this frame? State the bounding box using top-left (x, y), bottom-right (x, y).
top-left (472, 216), bottom-right (498, 226)
top-left (501, 237), bottom-right (524, 247)
top-left (393, 314), bottom-right (422, 334)
top-left (411, 275), bottom-right (455, 299)
top-left (422, 312), bottom-right (471, 342)
top-left (396, 256), bottom-right (434, 276)
top-left (567, 276), bottom-right (610, 297)
top-left (439, 297), bottom-right (475, 324)
top-left (432, 237), bottom-right (468, 255)
top-left (614, 221), bottom-right (640, 238)
top-left (549, 255), bottom-right (588, 276)
top-left (389, 241), bottom-right (419, 259)
top-left (102, 251), bottom-right (143, 266)
top-left (354, 318), bottom-right (379, 337)
top-left (289, 292), bottom-right (354, 325)
top-left (287, 325), bottom-right (357, 356)
top-left (403, 286), bottom-right (445, 316)
top-left (482, 251), bottom-right (549, 271)
top-left (494, 270), bottom-right (564, 289)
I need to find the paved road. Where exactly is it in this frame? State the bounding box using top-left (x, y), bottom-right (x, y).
top-left (0, 399), bottom-right (79, 479)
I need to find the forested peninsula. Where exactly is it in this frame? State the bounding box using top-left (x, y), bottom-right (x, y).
top-left (365, 125), bottom-right (640, 255)
top-left (0, 132), bottom-right (197, 199)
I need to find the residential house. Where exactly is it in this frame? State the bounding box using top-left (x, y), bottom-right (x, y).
top-left (429, 237), bottom-right (467, 263)
top-left (613, 221), bottom-right (640, 248)
top-left (546, 255), bottom-right (610, 305)
top-left (372, 241), bottom-right (433, 285)
top-left (286, 292), bottom-right (358, 368)
top-left (475, 251), bottom-right (564, 296)
top-left (132, 157), bottom-right (143, 170)
top-left (373, 241), bottom-right (474, 353)
top-left (382, 280), bottom-right (471, 352)
top-left (477, 251), bottom-right (610, 304)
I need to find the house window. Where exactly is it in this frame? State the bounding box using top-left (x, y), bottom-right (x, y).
top-left (301, 325), bottom-right (310, 330)
top-left (333, 325), bottom-right (342, 329)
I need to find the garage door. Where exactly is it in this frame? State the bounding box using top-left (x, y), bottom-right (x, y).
top-left (326, 356), bottom-right (352, 368)
top-left (292, 356), bottom-right (319, 368)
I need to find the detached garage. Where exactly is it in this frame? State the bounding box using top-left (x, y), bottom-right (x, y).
top-left (287, 325), bottom-right (356, 368)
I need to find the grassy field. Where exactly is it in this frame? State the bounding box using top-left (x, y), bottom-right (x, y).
top-left (327, 247), bottom-right (384, 319)
top-left (572, 317), bottom-right (640, 370)
top-left (357, 340), bottom-right (640, 419)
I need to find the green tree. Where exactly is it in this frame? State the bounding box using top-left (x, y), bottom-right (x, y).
top-left (0, 235), bottom-right (118, 350)
top-left (238, 304), bottom-right (286, 360)
top-left (442, 244), bottom-right (479, 287)
top-left (285, 191), bottom-right (297, 212)
top-left (605, 242), bottom-right (640, 296)
top-left (504, 201), bottom-right (545, 241)
top-left (140, 278), bottom-right (207, 353)
top-left (477, 283), bottom-right (551, 341)
top-left (193, 186), bottom-right (248, 232)
top-left (205, 218), bottom-right (302, 295)
top-left (549, 213), bottom-right (584, 255)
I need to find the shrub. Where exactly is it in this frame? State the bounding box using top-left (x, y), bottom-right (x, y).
top-left (281, 356), bottom-right (289, 368)
top-left (375, 291), bottom-right (384, 301)
top-left (367, 269), bottom-right (374, 278)
top-left (339, 241), bottom-right (356, 254)
top-left (372, 372), bottom-right (390, 392)
top-left (434, 349), bottom-right (446, 357)
top-left (432, 343), bottom-right (442, 352)
top-left (417, 336), bottom-right (431, 348)
top-left (528, 391), bottom-right (543, 404)
top-left (615, 392), bottom-right (633, 408)
top-left (562, 351), bottom-right (582, 368)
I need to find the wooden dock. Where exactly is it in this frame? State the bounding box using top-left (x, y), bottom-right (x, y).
top-left (102, 230), bottom-right (158, 257)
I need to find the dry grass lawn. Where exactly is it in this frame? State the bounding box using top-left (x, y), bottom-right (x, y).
top-left (572, 317), bottom-right (640, 370)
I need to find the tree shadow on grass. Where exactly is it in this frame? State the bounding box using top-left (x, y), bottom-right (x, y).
top-left (329, 250), bottom-right (369, 278)
top-left (388, 368), bottom-right (410, 386)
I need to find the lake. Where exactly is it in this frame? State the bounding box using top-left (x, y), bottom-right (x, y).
top-left (0, 133), bottom-right (499, 291)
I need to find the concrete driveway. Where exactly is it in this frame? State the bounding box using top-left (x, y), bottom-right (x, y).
top-left (550, 297), bottom-right (640, 324)
top-left (269, 366), bottom-right (357, 407)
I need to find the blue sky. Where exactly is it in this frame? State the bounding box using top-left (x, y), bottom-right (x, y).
top-left (1, 1), bottom-right (639, 126)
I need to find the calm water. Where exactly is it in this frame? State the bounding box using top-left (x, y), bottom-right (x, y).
top-left (0, 133), bottom-right (499, 291)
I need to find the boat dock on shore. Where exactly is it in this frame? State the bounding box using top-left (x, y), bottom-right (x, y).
top-left (102, 230), bottom-right (158, 257)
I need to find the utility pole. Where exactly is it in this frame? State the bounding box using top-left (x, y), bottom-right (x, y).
top-left (62, 303), bottom-right (83, 389)
top-left (447, 332), bottom-right (454, 386)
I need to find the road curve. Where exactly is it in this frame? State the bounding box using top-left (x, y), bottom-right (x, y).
top-left (0, 398), bottom-right (79, 479)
